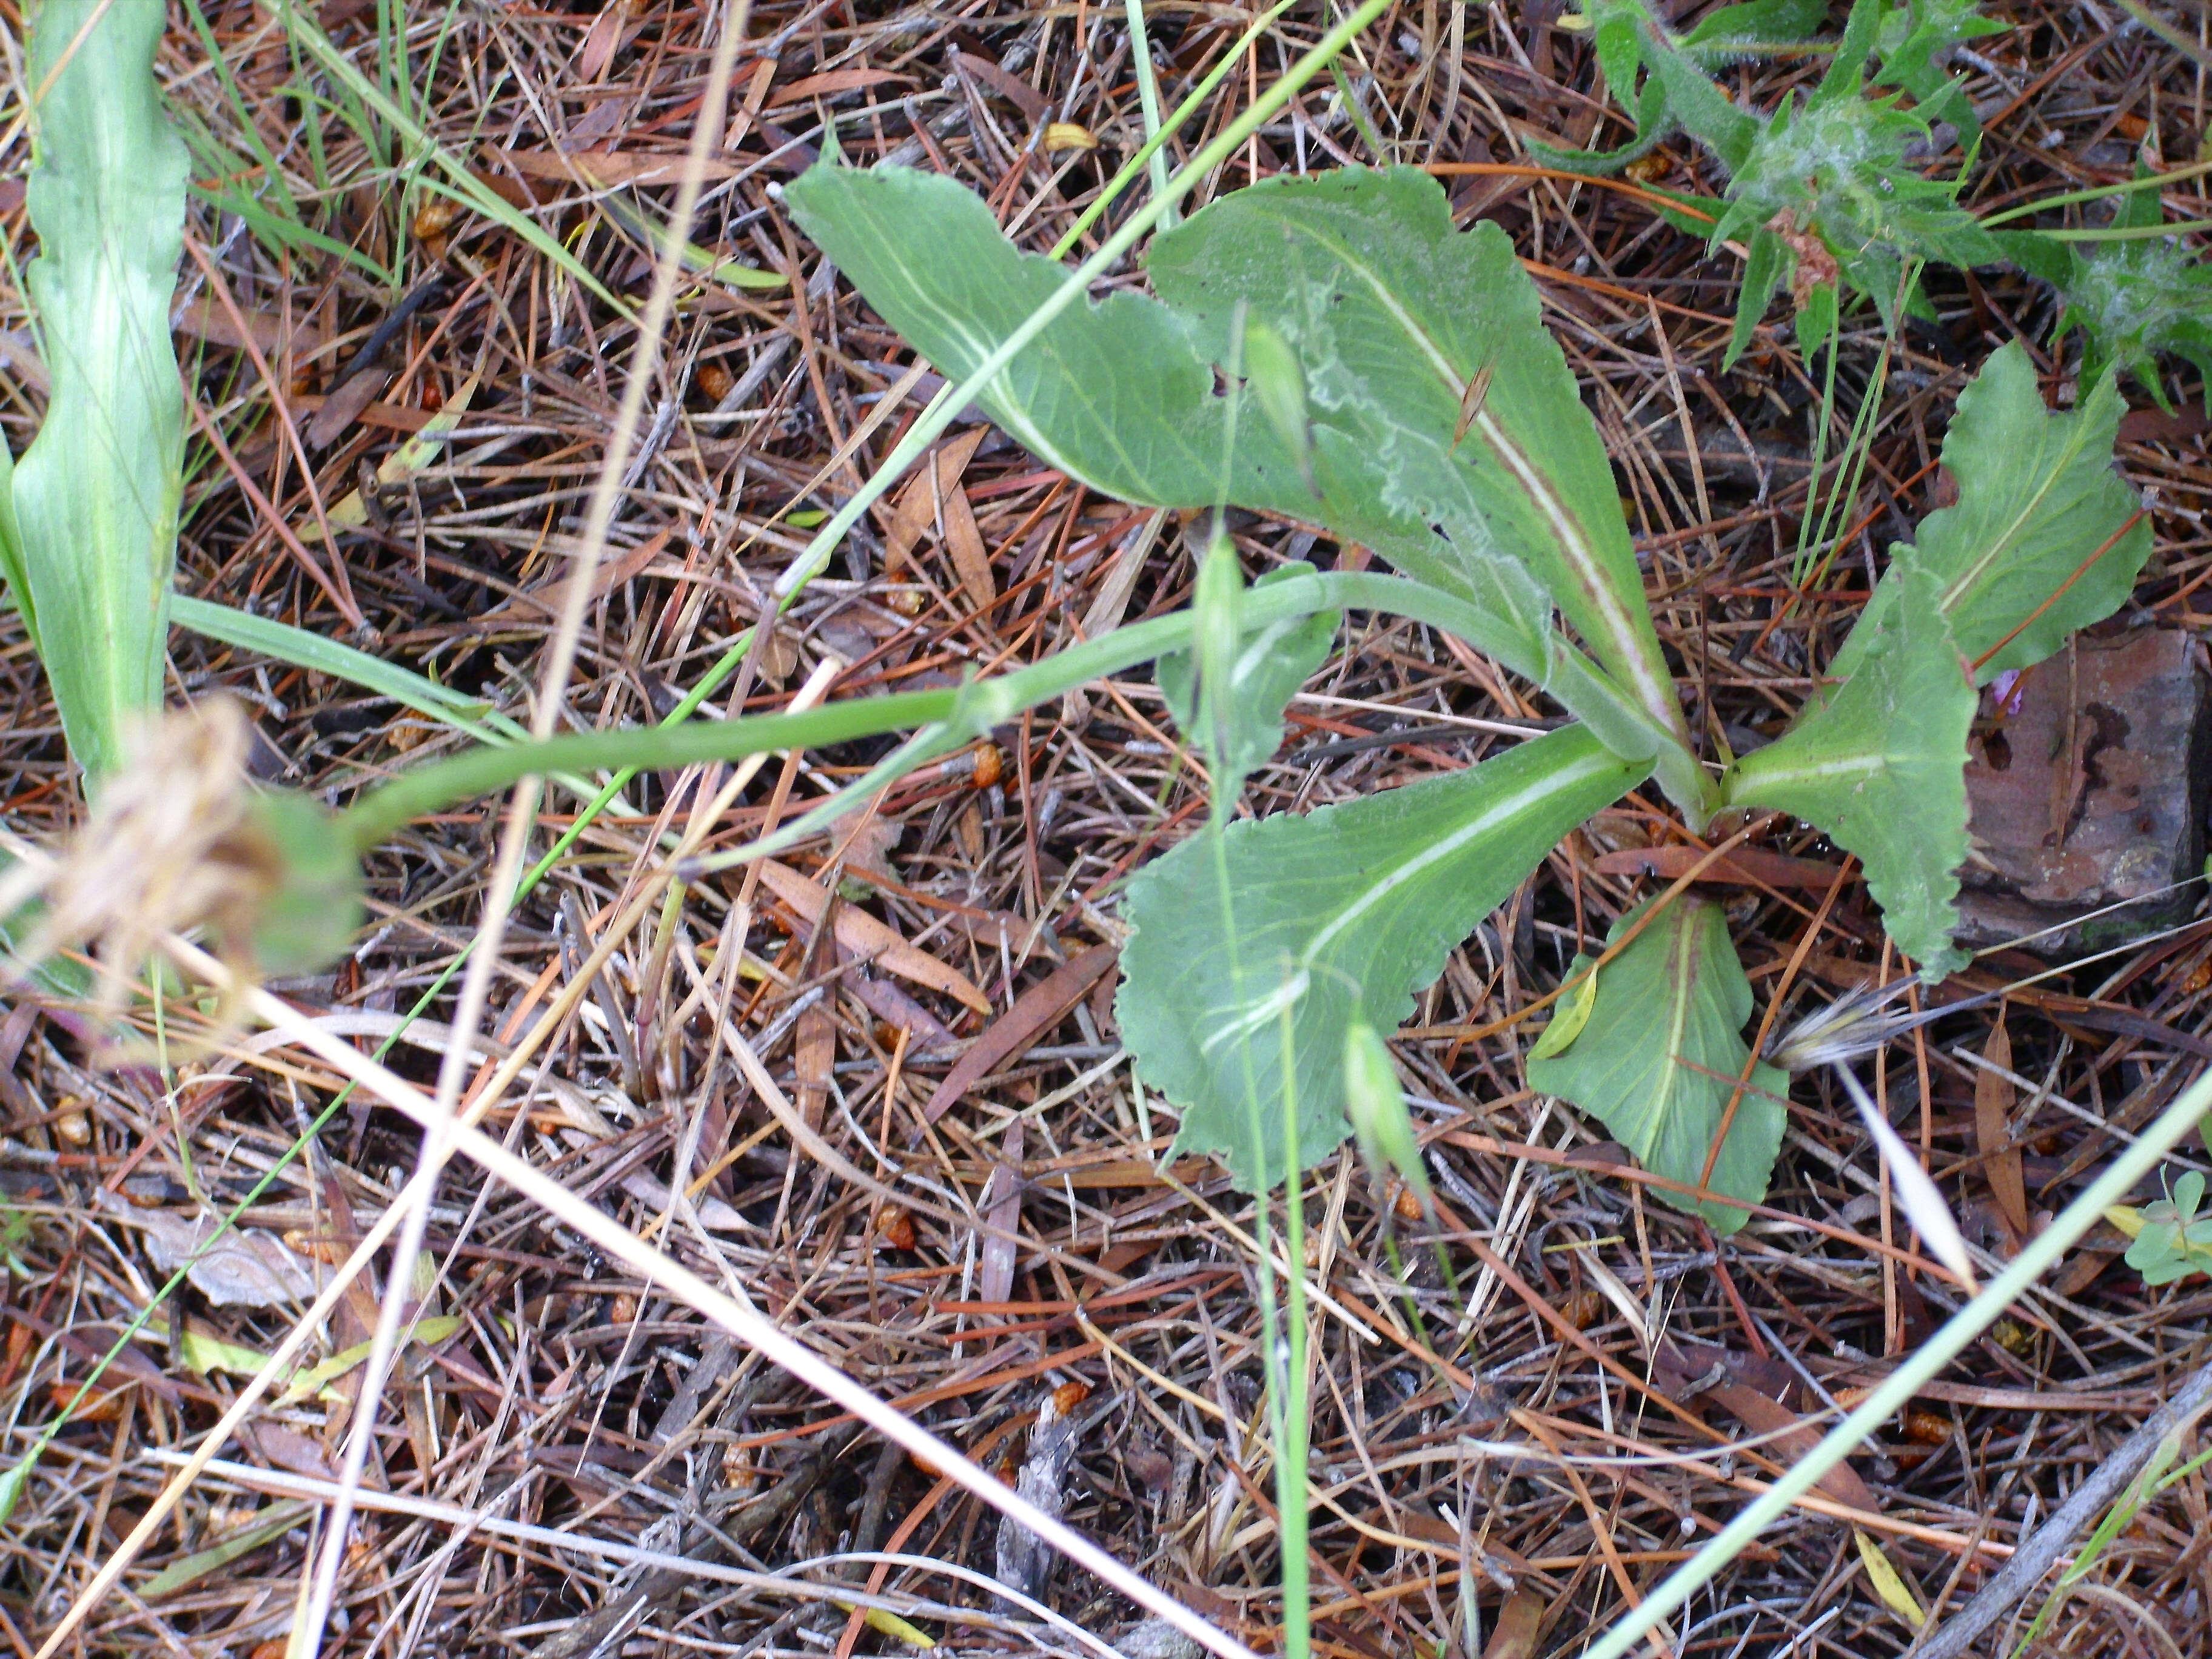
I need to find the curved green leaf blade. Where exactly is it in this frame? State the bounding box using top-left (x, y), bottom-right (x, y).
top-left (1120, 726), bottom-right (1646, 1190)
top-left (788, 162), bottom-right (1618, 695)
top-left (1726, 566), bottom-right (1977, 978)
top-left (1148, 168), bottom-right (1684, 745)
top-left (1527, 896), bottom-right (1785, 1233)
top-left (12, 0), bottom-right (188, 782)
top-left (170, 594), bottom-right (504, 738)
top-left (1840, 343), bottom-right (2150, 686)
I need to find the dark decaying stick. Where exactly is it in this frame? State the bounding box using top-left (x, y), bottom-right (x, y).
top-left (1911, 1352), bottom-right (2212, 1659)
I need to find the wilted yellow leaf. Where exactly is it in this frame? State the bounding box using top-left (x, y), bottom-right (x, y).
top-left (280, 1315), bottom-right (466, 1404)
top-left (1855, 1529), bottom-right (1925, 1629)
top-left (834, 1601), bottom-right (935, 1648)
top-left (1529, 967), bottom-right (1600, 1061)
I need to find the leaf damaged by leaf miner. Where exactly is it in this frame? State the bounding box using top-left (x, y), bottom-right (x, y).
top-left (1119, 726), bottom-right (1646, 1191)
top-left (1148, 167), bottom-right (1686, 747)
top-left (1527, 896), bottom-right (1786, 1232)
top-left (1724, 565), bottom-right (1977, 979)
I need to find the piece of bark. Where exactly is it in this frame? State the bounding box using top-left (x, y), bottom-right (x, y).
top-left (995, 1382), bottom-right (1079, 1603)
top-left (1959, 628), bottom-right (2210, 956)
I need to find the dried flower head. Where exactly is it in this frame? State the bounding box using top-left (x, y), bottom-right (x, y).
top-left (1764, 979), bottom-right (1940, 1073)
top-left (2, 697), bottom-right (360, 1028)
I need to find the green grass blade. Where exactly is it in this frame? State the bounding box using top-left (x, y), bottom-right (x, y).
top-left (11, 0), bottom-right (189, 782)
top-left (273, 1), bottom-right (634, 320)
top-left (1582, 1058), bottom-right (2212, 1659)
top-left (169, 594), bottom-right (506, 739)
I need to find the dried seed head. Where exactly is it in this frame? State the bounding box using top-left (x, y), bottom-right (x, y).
top-left (1764, 979), bottom-right (1933, 1073)
top-left (31, 697), bottom-right (263, 1008)
top-left (8, 697), bottom-right (362, 1032)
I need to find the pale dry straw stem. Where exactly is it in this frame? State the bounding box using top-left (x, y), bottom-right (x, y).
top-left (297, 5), bottom-right (756, 1648)
top-left (191, 965), bottom-right (1263, 1659)
top-left (28, 1162), bottom-right (422, 1659)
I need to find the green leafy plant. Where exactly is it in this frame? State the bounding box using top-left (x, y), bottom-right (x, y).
top-left (778, 156), bottom-right (2147, 1224)
top-left (2033, 169), bottom-right (2212, 406)
top-left (44, 152), bottom-right (2140, 1239)
top-left (1547, 0), bottom-right (1999, 361)
top-left (0, 13), bottom-right (2193, 1657)
top-left (1552, 0), bottom-right (2212, 392)
top-left (2110, 1171), bottom-right (2212, 1285)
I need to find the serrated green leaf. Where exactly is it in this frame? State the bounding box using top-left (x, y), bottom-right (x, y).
top-left (1837, 343), bottom-right (2150, 686)
top-left (1527, 897), bottom-right (1786, 1232)
top-left (1873, 0), bottom-right (2006, 134)
top-left (1724, 566), bottom-right (1977, 979)
top-left (1159, 561), bottom-right (1338, 808)
top-left (11, 0), bottom-right (187, 782)
top-left (1121, 726), bottom-right (1646, 1190)
top-left (1148, 169), bottom-right (1683, 743)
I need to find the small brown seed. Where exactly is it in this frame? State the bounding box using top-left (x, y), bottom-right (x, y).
top-left (697, 361), bottom-right (734, 403)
